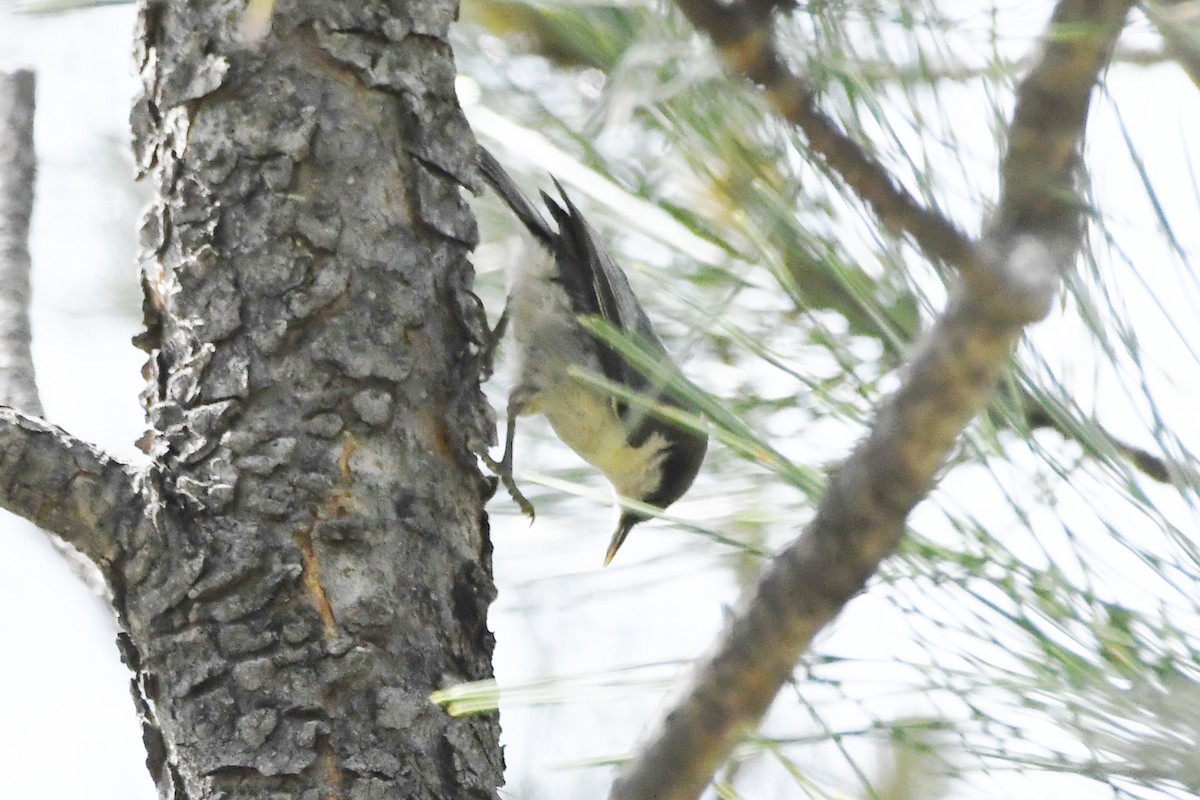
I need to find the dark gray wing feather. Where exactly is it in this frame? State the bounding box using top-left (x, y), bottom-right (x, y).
top-left (477, 146), bottom-right (652, 391)
top-left (479, 147), bottom-right (708, 539)
top-left (476, 146), bottom-right (556, 248)
top-left (477, 148), bottom-right (704, 460)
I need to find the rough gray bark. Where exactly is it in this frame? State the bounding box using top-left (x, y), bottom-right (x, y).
top-left (0, 2), bottom-right (503, 799)
top-left (121, 1), bottom-right (501, 796)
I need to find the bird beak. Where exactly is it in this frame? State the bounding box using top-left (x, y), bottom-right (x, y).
top-left (603, 516), bottom-right (637, 567)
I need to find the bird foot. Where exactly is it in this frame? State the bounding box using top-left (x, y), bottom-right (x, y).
top-left (480, 451), bottom-right (536, 523)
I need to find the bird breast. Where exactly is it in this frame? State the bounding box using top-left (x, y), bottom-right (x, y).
top-left (535, 380), bottom-right (670, 501)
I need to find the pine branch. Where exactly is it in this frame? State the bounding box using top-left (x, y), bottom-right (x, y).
top-left (672, 0), bottom-right (977, 272)
top-left (611, 2), bottom-right (1137, 797)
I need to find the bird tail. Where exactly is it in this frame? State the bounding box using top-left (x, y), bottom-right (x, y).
top-left (476, 146), bottom-right (556, 249)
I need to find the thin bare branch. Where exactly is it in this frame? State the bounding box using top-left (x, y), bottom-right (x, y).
top-left (672, 0), bottom-right (978, 271)
top-left (611, 2), bottom-right (1135, 798)
top-left (0, 407), bottom-right (138, 567)
top-left (0, 69), bottom-right (43, 416)
top-left (0, 70), bottom-right (136, 570)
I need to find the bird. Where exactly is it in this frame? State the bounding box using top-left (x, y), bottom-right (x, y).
top-left (476, 147), bottom-right (708, 565)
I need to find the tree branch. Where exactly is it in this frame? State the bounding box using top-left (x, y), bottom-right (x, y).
top-left (671, 0), bottom-right (978, 272)
top-left (611, 2), bottom-right (1135, 798)
top-left (0, 69), bottom-right (43, 416)
top-left (992, 0), bottom-right (1133, 243)
top-left (673, 1), bottom-right (1171, 484)
top-left (0, 408), bottom-right (138, 567)
top-left (0, 69), bottom-right (138, 569)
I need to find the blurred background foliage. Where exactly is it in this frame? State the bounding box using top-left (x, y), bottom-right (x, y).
top-left (455, 1), bottom-right (1200, 798)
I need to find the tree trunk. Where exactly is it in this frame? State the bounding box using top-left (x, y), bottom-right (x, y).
top-left (113, 1), bottom-right (502, 796)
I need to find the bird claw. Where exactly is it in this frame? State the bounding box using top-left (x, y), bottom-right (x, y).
top-left (481, 451), bottom-right (536, 522)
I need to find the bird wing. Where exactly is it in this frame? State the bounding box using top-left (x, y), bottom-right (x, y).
top-left (476, 146), bottom-right (556, 248)
top-left (476, 147), bottom-right (674, 422)
top-left (541, 183), bottom-right (669, 396)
